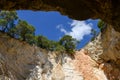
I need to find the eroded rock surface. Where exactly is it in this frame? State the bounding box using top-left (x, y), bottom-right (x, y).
top-left (0, 24), bottom-right (120, 80)
top-left (85, 24), bottom-right (120, 80)
top-left (0, 32), bottom-right (108, 80)
top-left (100, 25), bottom-right (120, 80)
top-left (0, 0), bottom-right (120, 32)
top-left (0, 32), bottom-right (83, 80)
top-left (73, 50), bottom-right (107, 80)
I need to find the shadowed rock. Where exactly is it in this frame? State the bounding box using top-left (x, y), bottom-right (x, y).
top-left (0, 0), bottom-right (120, 31)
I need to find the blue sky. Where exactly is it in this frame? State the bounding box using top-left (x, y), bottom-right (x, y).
top-left (17, 10), bottom-right (99, 49)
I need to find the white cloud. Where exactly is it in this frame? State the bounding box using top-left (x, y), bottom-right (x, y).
top-left (56, 24), bottom-right (68, 34)
top-left (56, 20), bottom-right (92, 41)
top-left (56, 24), bottom-right (62, 29)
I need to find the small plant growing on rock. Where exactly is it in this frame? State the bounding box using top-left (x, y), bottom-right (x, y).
top-left (97, 19), bottom-right (105, 31)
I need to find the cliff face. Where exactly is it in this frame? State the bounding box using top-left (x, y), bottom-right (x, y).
top-left (0, 32), bottom-right (108, 80)
top-left (0, 24), bottom-right (120, 80)
top-left (100, 25), bottom-right (120, 80)
top-left (0, 33), bottom-right (39, 80)
top-left (0, 0), bottom-right (120, 32)
top-left (85, 24), bottom-right (120, 80)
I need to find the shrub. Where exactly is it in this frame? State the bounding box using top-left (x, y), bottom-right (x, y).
top-left (97, 20), bottom-right (105, 31)
top-left (59, 35), bottom-right (78, 54)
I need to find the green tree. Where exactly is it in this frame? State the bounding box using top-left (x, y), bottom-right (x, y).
top-left (0, 11), bottom-right (18, 32)
top-left (37, 35), bottom-right (50, 49)
top-left (97, 20), bottom-right (105, 31)
top-left (48, 40), bottom-right (57, 51)
top-left (55, 43), bottom-right (65, 53)
top-left (8, 25), bottom-right (17, 37)
top-left (25, 34), bottom-right (37, 45)
top-left (29, 36), bottom-right (38, 45)
top-left (0, 19), bottom-right (7, 31)
top-left (15, 20), bottom-right (35, 42)
top-left (59, 35), bottom-right (78, 54)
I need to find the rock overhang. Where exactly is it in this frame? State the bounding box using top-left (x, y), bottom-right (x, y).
top-left (0, 0), bottom-right (120, 32)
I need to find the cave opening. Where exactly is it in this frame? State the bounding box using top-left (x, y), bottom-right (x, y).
top-left (0, 10), bottom-right (100, 49)
top-left (17, 10), bottom-right (100, 49)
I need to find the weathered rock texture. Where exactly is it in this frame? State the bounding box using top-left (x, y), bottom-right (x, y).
top-left (0, 25), bottom-right (120, 80)
top-left (0, 0), bottom-right (120, 32)
top-left (100, 25), bottom-right (120, 80)
top-left (74, 50), bottom-right (107, 80)
top-left (0, 32), bottom-right (108, 80)
top-left (0, 32), bottom-right (82, 80)
top-left (85, 24), bottom-right (120, 80)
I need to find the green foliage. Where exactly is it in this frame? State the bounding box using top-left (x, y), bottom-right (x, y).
top-left (15, 20), bottom-right (35, 41)
top-left (55, 44), bottom-right (65, 53)
top-left (37, 35), bottom-right (66, 52)
top-left (0, 11), bottom-right (80, 55)
top-left (0, 19), bottom-right (7, 26)
top-left (0, 11), bottom-right (18, 32)
top-left (37, 35), bottom-right (50, 49)
top-left (97, 20), bottom-right (105, 31)
top-left (8, 26), bottom-right (17, 37)
top-left (31, 36), bottom-right (39, 45)
top-left (25, 34), bottom-right (36, 45)
top-left (59, 35), bottom-right (78, 54)
top-left (48, 41), bottom-right (57, 51)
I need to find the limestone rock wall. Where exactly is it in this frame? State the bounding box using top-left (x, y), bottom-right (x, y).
top-left (0, 32), bottom-right (84, 80)
top-left (73, 50), bottom-right (107, 80)
top-left (1, 23), bottom-right (120, 80)
top-left (100, 25), bottom-right (120, 63)
top-left (0, 32), bottom-right (39, 80)
top-left (85, 24), bottom-right (120, 80)
top-left (84, 33), bottom-right (103, 62)
top-left (100, 25), bottom-right (120, 80)
top-left (0, 32), bottom-right (108, 80)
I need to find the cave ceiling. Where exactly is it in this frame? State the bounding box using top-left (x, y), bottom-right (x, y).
top-left (0, 0), bottom-right (120, 31)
